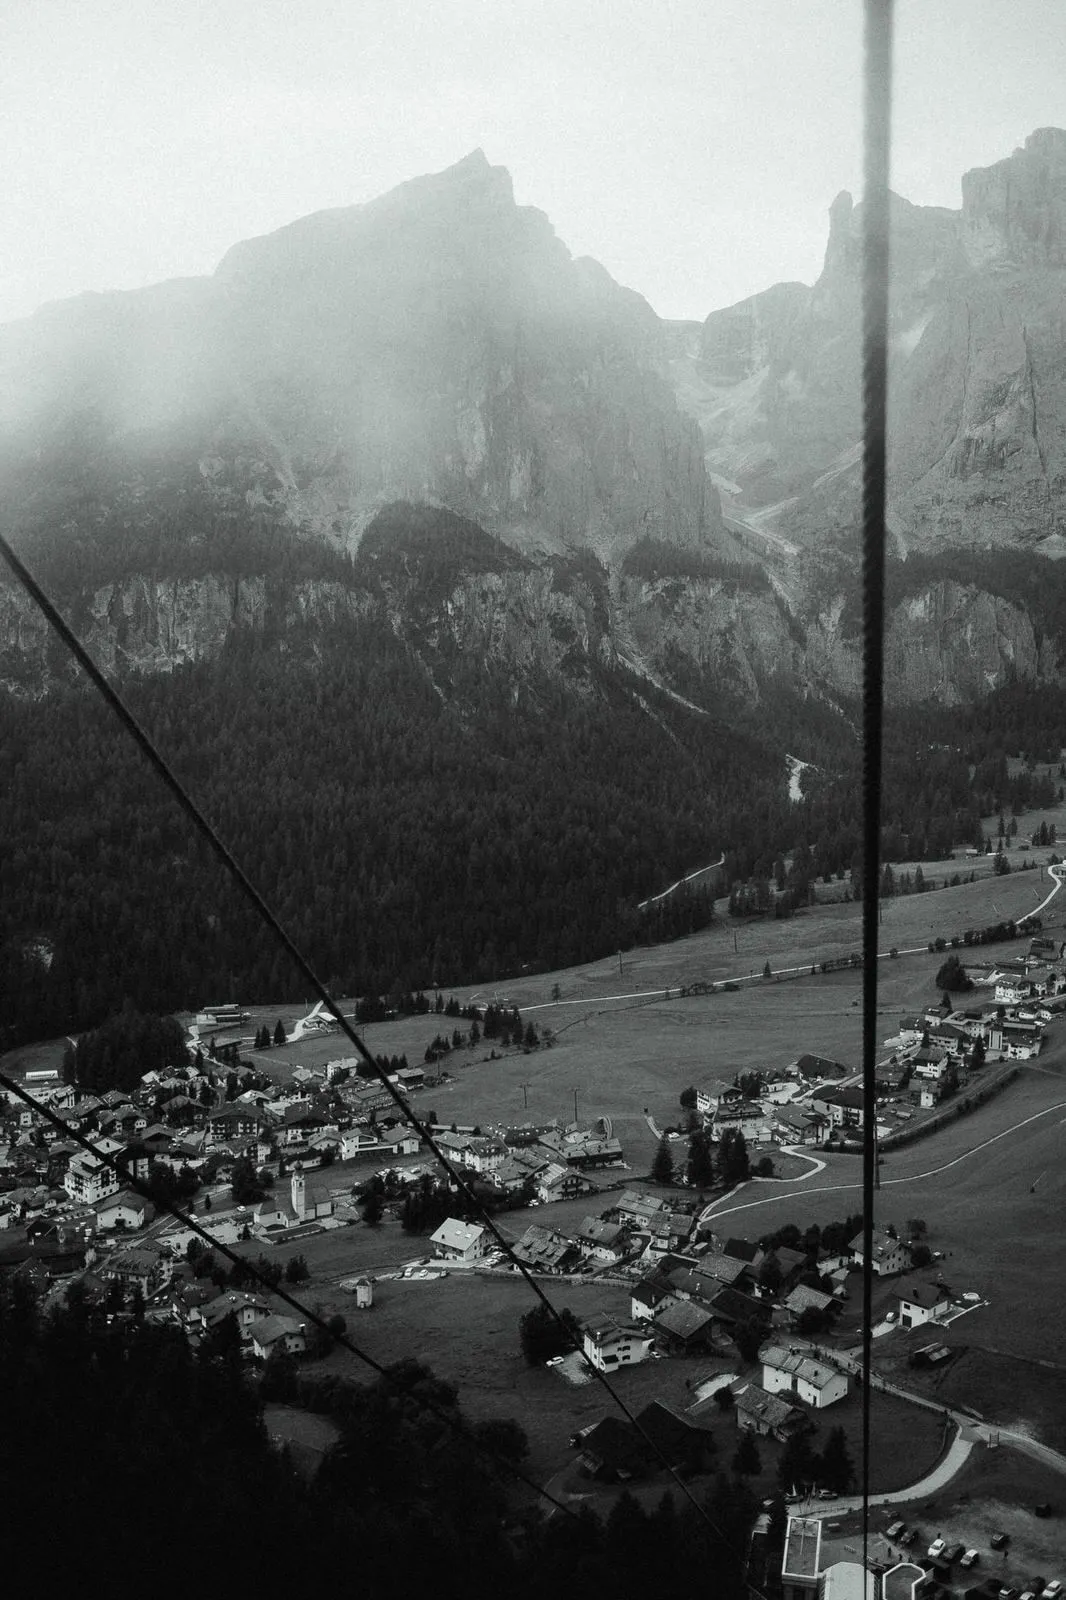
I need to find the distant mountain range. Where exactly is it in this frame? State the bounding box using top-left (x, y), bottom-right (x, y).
top-left (4, 134), bottom-right (1066, 709)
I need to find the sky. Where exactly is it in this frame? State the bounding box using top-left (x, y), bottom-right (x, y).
top-left (2, 0), bottom-right (1065, 327)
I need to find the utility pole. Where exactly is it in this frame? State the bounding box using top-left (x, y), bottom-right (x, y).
top-left (572, 1087), bottom-right (579, 1124)
top-left (618, 949), bottom-right (623, 979)
top-left (519, 1082), bottom-right (531, 1111)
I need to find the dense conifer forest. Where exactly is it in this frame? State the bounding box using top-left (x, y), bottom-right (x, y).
top-left (0, 1276), bottom-right (760, 1593)
top-left (4, 496), bottom-right (1066, 1046)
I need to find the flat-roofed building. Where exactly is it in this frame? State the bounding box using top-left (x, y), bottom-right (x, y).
top-left (781, 1517), bottom-right (821, 1600)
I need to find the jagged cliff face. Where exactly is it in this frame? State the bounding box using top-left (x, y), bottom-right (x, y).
top-left (682, 128), bottom-right (1066, 560)
top-left (0, 152), bottom-right (718, 568)
top-left (2, 139), bottom-right (1065, 714)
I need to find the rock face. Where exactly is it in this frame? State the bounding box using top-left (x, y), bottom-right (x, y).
top-left (3, 139), bottom-right (1065, 713)
top-left (682, 129), bottom-right (1066, 559)
top-left (0, 151), bottom-right (718, 567)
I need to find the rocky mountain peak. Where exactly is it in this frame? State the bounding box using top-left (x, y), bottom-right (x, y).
top-left (962, 125), bottom-right (1066, 268)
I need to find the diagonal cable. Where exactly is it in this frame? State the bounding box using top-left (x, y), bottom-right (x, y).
top-left (0, 530), bottom-right (769, 1559)
top-left (859, 0), bottom-right (894, 1576)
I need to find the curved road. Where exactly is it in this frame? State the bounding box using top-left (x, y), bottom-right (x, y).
top-left (699, 1097), bottom-right (1066, 1226)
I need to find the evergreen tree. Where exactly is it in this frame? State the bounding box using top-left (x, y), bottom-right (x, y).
top-left (732, 1433), bottom-right (761, 1476)
top-left (816, 1426), bottom-right (855, 1494)
top-left (686, 1129), bottom-right (714, 1188)
top-left (650, 1134), bottom-right (675, 1186)
top-left (273, 1020), bottom-right (286, 1046)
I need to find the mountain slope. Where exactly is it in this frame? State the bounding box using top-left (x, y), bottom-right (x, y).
top-left (0, 151), bottom-right (719, 568)
top-left (682, 128), bottom-right (1066, 560)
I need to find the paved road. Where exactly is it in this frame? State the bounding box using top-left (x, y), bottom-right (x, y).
top-left (698, 1096), bottom-right (1066, 1226)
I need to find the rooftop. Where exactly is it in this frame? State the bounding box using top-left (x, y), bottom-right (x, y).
top-left (781, 1515), bottom-right (821, 1579)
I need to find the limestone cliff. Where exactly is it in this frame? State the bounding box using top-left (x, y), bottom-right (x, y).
top-left (0, 152), bottom-right (720, 569)
top-left (681, 129), bottom-right (1066, 559)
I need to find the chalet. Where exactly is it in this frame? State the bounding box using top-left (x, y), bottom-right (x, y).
top-left (849, 1227), bottom-right (908, 1277)
top-left (631, 1275), bottom-right (673, 1323)
top-left (460, 1137), bottom-right (507, 1176)
top-left (914, 1081), bottom-right (947, 1111)
top-left (493, 1151), bottom-right (548, 1192)
top-left (509, 1224), bottom-right (582, 1275)
top-left (581, 1313), bottom-right (653, 1372)
top-left (693, 1252), bottom-right (753, 1290)
top-left (782, 1284), bottom-right (838, 1326)
top-left (706, 1284), bottom-right (772, 1337)
top-left (576, 1217), bottom-right (628, 1262)
top-left (793, 1054), bottom-right (849, 1082)
top-left (191, 1291), bottom-right (272, 1333)
top-left (206, 1106), bottom-right (263, 1147)
top-left (995, 976), bottom-right (1033, 1005)
top-left (94, 1191), bottom-right (154, 1231)
top-left (653, 1297), bottom-right (716, 1353)
top-left (429, 1218), bottom-right (487, 1263)
top-left (611, 1190), bottom-right (670, 1228)
top-left (646, 1211), bottom-right (697, 1255)
top-left (573, 1417), bottom-right (647, 1482)
top-left (100, 1246), bottom-right (170, 1298)
top-left (633, 1401), bottom-right (716, 1475)
top-left (734, 1382), bottom-right (809, 1441)
top-left (534, 1164), bottom-right (596, 1204)
top-left (894, 1278), bottom-right (953, 1330)
top-left (761, 1344), bottom-right (848, 1408)
top-left (250, 1315), bottom-right (307, 1360)
top-left (910, 1048), bottom-right (951, 1079)
top-left (64, 1144), bottom-right (123, 1206)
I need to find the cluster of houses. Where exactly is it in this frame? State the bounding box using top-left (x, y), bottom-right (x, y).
top-left (427, 1183), bottom-right (965, 1483)
top-left (686, 939), bottom-right (1065, 1151)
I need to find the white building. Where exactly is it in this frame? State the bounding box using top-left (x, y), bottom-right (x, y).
top-left (580, 1313), bottom-right (653, 1373)
top-left (761, 1345), bottom-right (848, 1409)
top-left (64, 1140), bottom-right (124, 1205)
top-left (430, 1218), bottom-right (487, 1262)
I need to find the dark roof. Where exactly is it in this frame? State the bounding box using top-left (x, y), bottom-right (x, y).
top-left (578, 1417), bottom-right (647, 1476)
top-left (722, 1238), bottom-right (759, 1263)
top-left (633, 1401), bottom-right (713, 1463)
top-left (655, 1299), bottom-right (714, 1342)
top-left (708, 1285), bottom-right (770, 1326)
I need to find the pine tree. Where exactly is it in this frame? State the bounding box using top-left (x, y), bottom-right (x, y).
top-left (733, 1433), bottom-right (761, 1476)
top-left (686, 1129), bottom-right (714, 1188)
top-left (816, 1425), bottom-right (855, 1494)
top-left (273, 1020), bottom-right (286, 1046)
top-left (651, 1134), bottom-right (674, 1186)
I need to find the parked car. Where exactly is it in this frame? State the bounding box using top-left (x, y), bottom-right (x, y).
top-left (928, 1540), bottom-right (948, 1561)
top-left (991, 1533), bottom-right (1010, 1551)
top-left (886, 1520), bottom-right (906, 1540)
top-left (1041, 1585), bottom-right (1062, 1600)
top-left (960, 1551), bottom-right (980, 1569)
top-left (944, 1545), bottom-right (966, 1565)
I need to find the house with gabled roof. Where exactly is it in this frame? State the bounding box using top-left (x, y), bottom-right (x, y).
top-left (760, 1343), bottom-right (848, 1408)
top-left (430, 1217), bottom-right (487, 1263)
top-left (633, 1400), bottom-right (716, 1474)
top-left (734, 1381), bottom-right (809, 1441)
top-left (694, 1252), bottom-right (753, 1290)
top-left (894, 1277), bottom-right (953, 1329)
top-left (580, 1312), bottom-right (653, 1372)
top-left (611, 1189), bottom-right (670, 1227)
top-left (534, 1163), bottom-right (596, 1204)
top-left (250, 1315), bottom-right (307, 1360)
top-left (849, 1226), bottom-right (908, 1277)
top-left (631, 1274), bottom-right (673, 1323)
top-left (654, 1296), bottom-right (716, 1353)
top-left (576, 1216), bottom-right (628, 1262)
top-left (782, 1283), bottom-right (838, 1326)
top-left (573, 1416), bottom-right (647, 1482)
top-left (510, 1224), bottom-right (581, 1275)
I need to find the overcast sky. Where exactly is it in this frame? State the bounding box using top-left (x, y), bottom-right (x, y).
top-left (3, 0), bottom-right (1064, 327)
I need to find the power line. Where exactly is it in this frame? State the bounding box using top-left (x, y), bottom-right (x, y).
top-left (0, 1062), bottom-right (580, 1521)
top-left (0, 530), bottom-right (773, 1575)
top-left (859, 0), bottom-right (895, 1577)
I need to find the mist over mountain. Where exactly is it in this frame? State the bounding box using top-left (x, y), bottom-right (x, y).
top-left (6, 138), bottom-right (1066, 1035)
